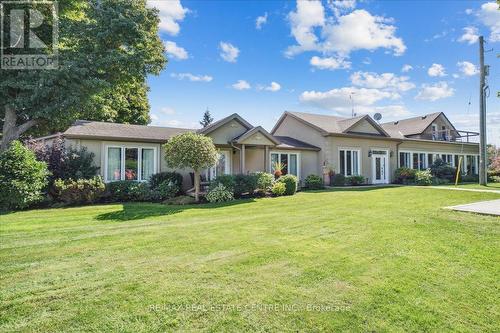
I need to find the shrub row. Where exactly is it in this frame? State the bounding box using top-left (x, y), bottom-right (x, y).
top-left (205, 173), bottom-right (298, 203)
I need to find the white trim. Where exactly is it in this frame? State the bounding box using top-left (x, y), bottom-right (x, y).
top-left (338, 147), bottom-right (362, 176)
top-left (104, 145), bottom-right (158, 182)
top-left (269, 151), bottom-right (301, 179)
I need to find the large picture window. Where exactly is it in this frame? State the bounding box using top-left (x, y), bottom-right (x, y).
top-left (106, 146), bottom-right (156, 182)
top-left (270, 152), bottom-right (300, 177)
top-left (339, 149), bottom-right (360, 176)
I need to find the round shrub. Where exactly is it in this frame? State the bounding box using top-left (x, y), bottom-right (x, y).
top-left (304, 174), bottom-right (323, 190)
top-left (153, 181), bottom-right (180, 201)
top-left (206, 184), bottom-right (234, 203)
top-left (271, 182), bottom-right (286, 196)
top-left (53, 176), bottom-right (105, 205)
top-left (255, 172), bottom-right (274, 191)
top-left (415, 169), bottom-right (433, 186)
top-left (277, 174), bottom-right (298, 195)
top-left (429, 159), bottom-right (455, 181)
top-left (345, 175), bottom-right (365, 186)
top-left (0, 141), bottom-right (49, 210)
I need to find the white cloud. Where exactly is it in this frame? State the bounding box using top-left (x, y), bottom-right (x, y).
top-left (159, 107), bottom-right (176, 115)
top-left (258, 82), bottom-right (281, 92)
top-left (328, 0), bottom-right (357, 18)
top-left (465, 8), bottom-right (473, 15)
top-left (163, 41), bottom-right (188, 60)
top-left (415, 82), bottom-right (454, 101)
top-left (170, 73), bottom-right (213, 82)
top-left (401, 64), bottom-right (413, 72)
top-left (457, 61), bottom-right (478, 76)
top-left (286, 0), bottom-right (325, 56)
top-left (147, 0), bottom-right (188, 36)
top-left (310, 56), bottom-right (351, 70)
top-left (450, 111), bottom-right (500, 145)
top-left (427, 63), bottom-right (446, 77)
top-left (350, 71), bottom-right (415, 92)
top-left (458, 26), bottom-right (479, 44)
top-left (286, 1), bottom-right (406, 58)
top-left (256, 12), bottom-right (268, 29)
top-left (232, 80), bottom-right (251, 90)
top-left (476, 2), bottom-right (500, 42)
top-left (219, 42), bottom-right (240, 62)
top-left (300, 86), bottom-right (398, 112)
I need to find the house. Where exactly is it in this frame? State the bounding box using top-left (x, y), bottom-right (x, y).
top-left (37, 111), bottom-right (479, 187)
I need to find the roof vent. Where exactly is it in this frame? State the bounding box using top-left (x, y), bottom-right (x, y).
top-left (394, 121), bottom-right (399, 125)
top-left (422, 115), bottom-right (427, 119)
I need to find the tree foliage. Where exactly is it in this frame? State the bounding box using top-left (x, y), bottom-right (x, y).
top-left (0, 141), bottom-right (49, 210)
top-left (0, 0), bottom-right (166, 151)
top-left (200, 110), bottom-right (214, 128)
top-left (163, 132), bottom-right (218, 201)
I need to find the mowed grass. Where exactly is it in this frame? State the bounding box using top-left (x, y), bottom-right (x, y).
top-left (1, 187), bottom-right (499, 332)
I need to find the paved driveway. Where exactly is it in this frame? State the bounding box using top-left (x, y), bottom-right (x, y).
top-left (446, 199), bottom-right (500, 216)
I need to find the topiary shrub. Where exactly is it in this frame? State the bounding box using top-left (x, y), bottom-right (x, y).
top-left (331, 173), bottom-right (345, 186)
top-left (255, 172), bottom-right (274, 192)
top-left (304, 174), bottom-right (323, 190)
top-left (52, 176), bottom-right (105, 205)
top-left (394, 167), bottom-right (416, 184)
top-left (415, 169), bottom-right (433, 186)
top-left (209, 174), bottom-right (236, 192)
top-left (277, 174), bottom-right (298, 195)
top-left (271, 182), bottom-right (286, 196)
top-left (234, 174), bottom-right (258, 198)
top-left (149, 172), bottom-right (183, 192)
top-left (0, 141), bottom-right (49, 211)
top-left (429, 159), bottom-right (455, 181)
top-left (106, 181), bottom-right (152, 202)
top-left (345, 175), bottom-right (364, 186)
top-left (206, 184), bottom-right (234, 203)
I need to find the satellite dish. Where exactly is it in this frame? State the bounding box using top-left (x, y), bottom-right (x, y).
top-left (374, 113), bottom-right (382, 121)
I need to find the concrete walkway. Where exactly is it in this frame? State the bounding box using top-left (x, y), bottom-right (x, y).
top-left (445, 199), bottom-right (500, 216)
top-left (426, 186), bottom-right (500, 194)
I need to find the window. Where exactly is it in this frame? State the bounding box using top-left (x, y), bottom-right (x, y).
top-left (339, 149), bottom-right (360, 176)
top-left (270, 152), bottom-right (300, 177)
top-left (208, 151), bottom-right (230, 180)
top-left (412, 153), bottom-right (426, 170)
top-left (106, 146), bottom-right (156, 182)
top-left (466, 155), bottom-right (478, 175)
top-left (431, 124), bottom-right (438, 140)
top-left (399, 152), bottom-right (411, 168)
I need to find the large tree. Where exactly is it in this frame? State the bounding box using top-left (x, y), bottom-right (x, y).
top-left (0, 0), bottom-right (166, 151)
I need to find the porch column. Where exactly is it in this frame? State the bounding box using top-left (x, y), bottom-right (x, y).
top-left (265, 146), bottom-right (269, 172)
top-left (241, 144), bottom-right (246, 174)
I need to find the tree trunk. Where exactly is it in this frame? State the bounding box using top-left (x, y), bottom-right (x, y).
top-left (194, 170), bottom-right (200, 202)
top-left (0, 106), bottom-right (39, 152)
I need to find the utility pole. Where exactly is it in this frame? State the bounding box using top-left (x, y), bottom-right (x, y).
top-left (479, 36), bottom-right (487, 185)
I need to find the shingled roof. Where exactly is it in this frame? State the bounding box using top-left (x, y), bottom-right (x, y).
top-left (380, 112), bottom-right (446, 138)
top-left (63, 120), bottom-right (194, 142)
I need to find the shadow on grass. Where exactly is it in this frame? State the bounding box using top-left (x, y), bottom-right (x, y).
top-left (303, 185), bottom-right (402, 193)
top-left (96, 198), bottom-right (256, 222)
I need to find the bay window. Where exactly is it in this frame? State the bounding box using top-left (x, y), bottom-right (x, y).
top-left (270, 152), bottom-right (300, 177)
top-left (106, 146), bottom-right (156, 182)
top-left (339, 149), bottom-right (360, 176)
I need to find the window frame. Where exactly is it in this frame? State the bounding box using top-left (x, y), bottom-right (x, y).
top-left (269, 151), bottom-right (301, 179)
top-left (338, 148), bottom-right (361, 176)
top-left (398, 150), bottom-right (478, 174)
top-left (105, 145), bottom-right (157, 182)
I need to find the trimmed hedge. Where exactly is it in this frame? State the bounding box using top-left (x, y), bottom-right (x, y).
top-left (345, 175), bottom-right (364, 186)
top-left (53, 177), bottom-right (105, 205)
top-left (304, 174), bottom-right (323, 190)
top-left (149, 172), bottom-right (183, 192)
top-left (394, 167), bottom-right (416, 184)
top-left (234, 174), bottom-right (258, 197)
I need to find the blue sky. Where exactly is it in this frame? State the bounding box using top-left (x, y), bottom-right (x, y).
top-left (146, 0), bottom-right (500, 144)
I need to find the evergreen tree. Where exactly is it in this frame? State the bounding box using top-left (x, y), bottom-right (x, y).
top-left (200, 109), bottom-right (214, 128)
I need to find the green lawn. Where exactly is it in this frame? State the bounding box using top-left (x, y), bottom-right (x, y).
top-left (1, 187), bottom-right (499, 332)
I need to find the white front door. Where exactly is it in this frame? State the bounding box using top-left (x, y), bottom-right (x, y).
top-left (372, 151), bottom-right (389, 184)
